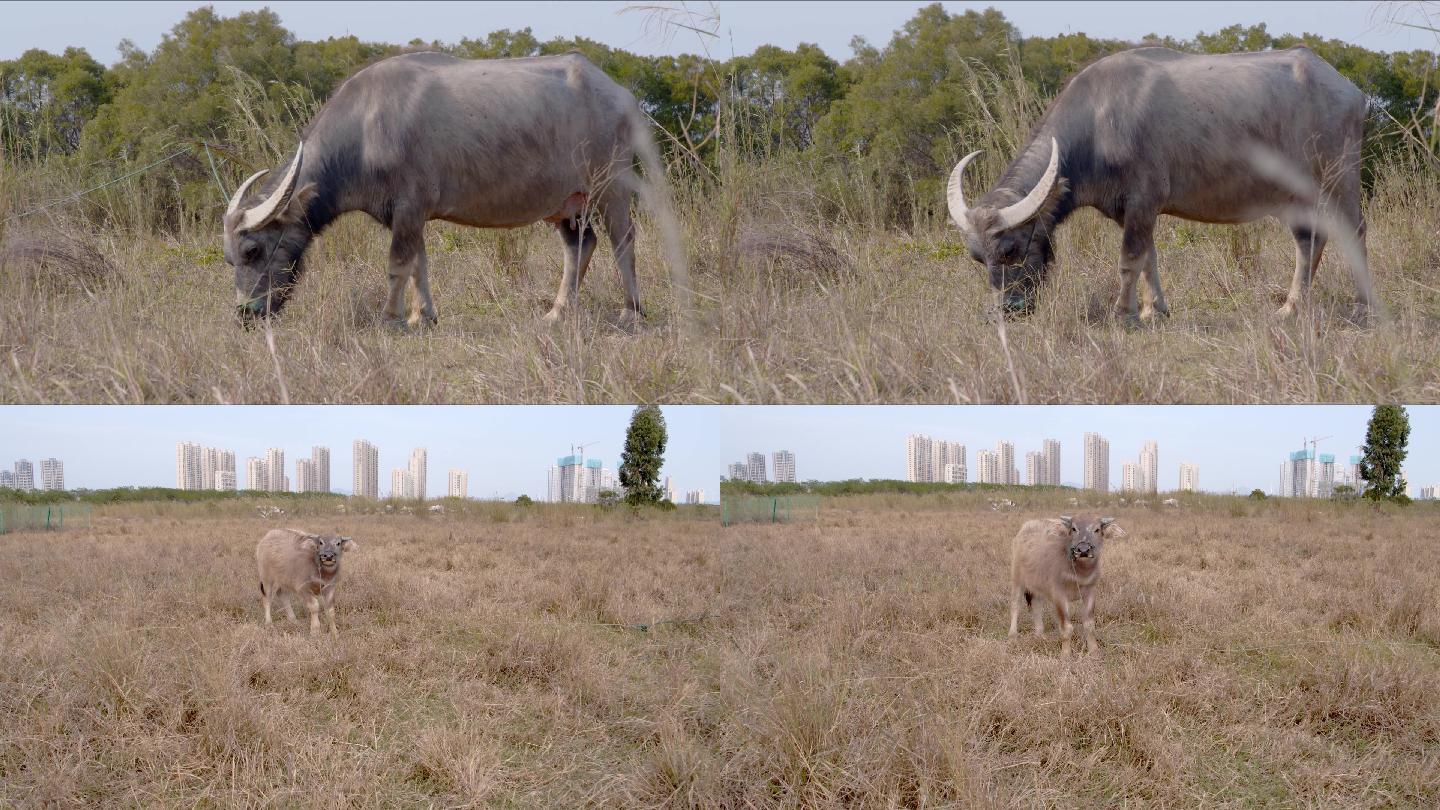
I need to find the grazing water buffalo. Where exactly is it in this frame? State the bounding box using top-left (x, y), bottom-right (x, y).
top-left (1009, 514), bottom-right (1126, 656)
top-left (224, 51), bottom-right (677, 329)
top-left (947, 46), bottom-right (1375, 324)
top-left (256, 528), bottom-right (358, 635)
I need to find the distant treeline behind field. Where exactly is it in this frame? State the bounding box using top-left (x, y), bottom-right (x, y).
top-left (1, 3), bottom-right (1436, 231)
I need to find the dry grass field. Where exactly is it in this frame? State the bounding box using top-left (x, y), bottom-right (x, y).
top-left (3, 151), bottom-right (1439, 404)
top-left (2, 493), bottom-right (1437, 807)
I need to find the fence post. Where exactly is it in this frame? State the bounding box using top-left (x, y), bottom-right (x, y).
top-left (46, 506), bottom-right (52, 530)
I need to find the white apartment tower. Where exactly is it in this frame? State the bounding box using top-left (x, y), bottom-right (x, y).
top-left (215, 470), bottom-right (236, 491)
top-left (391, 468), bottom-right (413, 499)
top-left (995, 441), bottom-right (1016, 485)
top-left (448, 469), bottom-right (468, 498)
top-left (745, 452), bottom-right (767, 484)
top-left (311, 446), bottom-right (330, 493)
top-left (295, 458), bottom-right (314, 493)
top-left (976, 449), bottom-right (999, 484)
top-left (684, 489), bottom-right (706, 504)
top-left (1083, 433), bottom-right (1110, 493)
top-left (408, 448), bottom-right (428, 501)
top-left (1024, 451), bottom-right (1042, 486)
top-left (1139, 440), bottom-right (1159, 494)
top-left (1122, 462), bottom-right (1138, 492)
top-left (727, 462), bottom-right (746, 481)
top-left (245, 457), bottom-right (266, 491)
top-left (906, 434), bottom-right (965, 483)
top-left (265, 448), bottom-right (285, 493)
top-left (1042, 439), bottom-right (1061, 486)
top-left (175, 442), bottom-right (203, 490)
top-left (12, 459), bottom-right (33, 491)
top-left (1179, 463), bottom-right (1199, 493)
top-left (39, 458), bottom-right (63, 491)
top-left (664, 475), bottom-right (676, 503)
top-left (772, 450), bottom-right (797, 483)
top-left (353, 440), bottom-right (379, 499)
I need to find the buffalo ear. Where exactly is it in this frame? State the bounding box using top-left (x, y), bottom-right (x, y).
top-left (298, 534), bottom-right (320, 551)
top-left (338, 536), bottom-right (359, 552)
top-left (1100, 518), bottom-right (1126, 539)
top-left (278, 182), bottom-right (318, 225)
top-left (1058, 515), bottom-right (1074, 530)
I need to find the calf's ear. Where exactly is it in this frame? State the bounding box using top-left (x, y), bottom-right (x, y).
top-left (338, 536), bottom-right (359, 551)
top-left (299, 534), bottom-right (320, 550)
top-left (1100, 518), bottom-right (1126, 539)
top-left (1058, 515), bottom-right (1074, 529)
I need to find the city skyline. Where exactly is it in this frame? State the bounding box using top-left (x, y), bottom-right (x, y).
top-left (0, 406), bottom-right (720, 503)
top-left (716, 406), bottom-right (1440, 495)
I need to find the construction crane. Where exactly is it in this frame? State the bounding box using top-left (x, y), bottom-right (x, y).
top-left (571, 440), bottom-right (600, 502)
top-left (1303, 435), bottom-right (1332, 497)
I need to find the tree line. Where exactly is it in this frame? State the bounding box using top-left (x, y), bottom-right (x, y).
top-left (2, 3), bottom-right (1435, 229)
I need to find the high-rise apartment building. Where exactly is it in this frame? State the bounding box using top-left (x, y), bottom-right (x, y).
top-left (0, 470), bottom-right (13, 489)
top-left (391, 468), bottom-right (413, 499)
top-left (1083, 433), bottom-right (1110, 493)
top-left (727, 462), bottom-right (746, 481)
top-left (353, 440), bottom-right (379, 499)
top-left (265, 448), bottom-right (285, 493)
top-left (215, 470), bottom-right (236, 491)
top-left (39, 458), bottom-right (64, 491)
top-left (684, 489), bottom-right (706, 504)
top-left (1025, 451), bottom-right (1042, 486)
top-left (1139, 440), bottom-right (1158, 494)
top-left (1179, 463), bottom-right (1199, 492)
top-left (664, 475), bottom-right (676, 503)
top-left (772, 450), bottom-right (797, 483)
top-left (994, 441), bottom-right (1015, 485)
top-left (408, 448), bottom-right (428, 501)
top-left (745, 452), bottom-right (767, 484)
top-left (1317, 454), bottom-right (1336, 498)
top-left (1280, 448), bottom-right (1316, 498)
top-left (246, 457), bottom-right (266, 491)
top-left (547, 455), bottom-right (615, 503)
top-left (176, 442), bottom-right (203, 490)
top-left (1042, 439), bottom-right (1061, 487)
top-left (448, 469), bottom-right (468, 498)
top-left (12, 460), bottom-right (33, 491)
top-left (976, 449), bottom-right (999, 484)
top-left (311, 446), bottom-right (330, 493)
top-left (295, 458), bottom-right (315, 493)
top-left (1121, 462), bottom-right (1138, 492)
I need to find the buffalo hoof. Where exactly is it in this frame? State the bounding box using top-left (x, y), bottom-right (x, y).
top-left (1117, 312), bottom-right (1143, 330)
top-left (540, 307), bottom-right (563, 325)
top-left (1141, 304), bottom-right (1171, 320)
top-left (383, 317), bottom-right (410, 334)
top-left (1273, 301), bottom-right (1300, 320)
top-left (408, 313), bottom-right (439, 330)
top-left (617, 309), bottom-right (642, 333)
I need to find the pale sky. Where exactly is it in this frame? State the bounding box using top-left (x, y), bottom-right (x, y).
top-left (0, 1), bottom-right (1434, 64)
top-left (717, 406), bottom-right (1440, 495)
top-left (0, 405), bottom-right (721, 502)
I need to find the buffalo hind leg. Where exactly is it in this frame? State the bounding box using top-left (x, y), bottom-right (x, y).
top-left (1009, 585), bottom-right (1026, 638)
top-left (1277, 224), bottom-right (1326, 319)
top-left (385, 218), bottom-right (437, 329)
top-left (1031, 592), bottom-right (1045, 636)
top-left (600, 191), bottom-right (643, 330)
top-left (1139, 242), bottom-right (1169, 320)
top-left (543, 218), bottom-right (598, 323)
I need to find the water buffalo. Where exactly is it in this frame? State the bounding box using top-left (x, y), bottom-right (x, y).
top-left (223, 51), bottom-right (680, 329)
top-left (1009, 514), bottom-right (1126, 656)
top-left (947, 46), bottom-right (1375, 324)
top-left (256, 528), bottom-right (358, 635)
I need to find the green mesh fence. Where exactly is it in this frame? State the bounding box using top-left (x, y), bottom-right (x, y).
top-left (0, 503), bottom-right (92, 534)
top-left (721, 495), bottom-right (820, 526)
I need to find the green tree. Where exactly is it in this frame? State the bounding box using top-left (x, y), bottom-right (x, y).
top-left (1248, 489), bottom-right (1267, 500)
top-left (619, 405), bottom-right (667, 506)
top-left (1360, 405), bottom-right (1410, 501)
top-left (514, 494), bottom-right (533, 506)
top-left (0, 47), bottom-right (111, 160)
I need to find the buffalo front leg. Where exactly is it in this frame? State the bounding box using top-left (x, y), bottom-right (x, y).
top-left (601, 193), bottom-right (643, 329)
top-left (322, 591), bottom-right (338, 634)
top-left (261, 583), bottom-right (273, 626)
top-left (543, 218), bottom-right (598, 323)
top-left (1081, 589), bottom-right (1098, 654)
top-left (1139, 242), bottom-right (1169, 319)
top-left (1115, 216), bottom-right (1158, 328)
top-left (385, 221), bottom-right (437, 329)
top-left (1277, 224), bottom-right (1326, 319)
top-left (306, 594), bottom-right (323, 636)
top-left (1056, 601), bottom-right (1074, 658)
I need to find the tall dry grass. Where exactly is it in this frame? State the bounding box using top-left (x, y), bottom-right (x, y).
top-left (2, 54), bottom-right (1439, 403)
top-left (2, 495), bottom-right (1436, 806)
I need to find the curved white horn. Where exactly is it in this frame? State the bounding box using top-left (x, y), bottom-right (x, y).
top-left (945, 149), bottom-right (983, 235)
top-left (996, 137), bottom-right (1060, 230)
top-left (226, 169), bottom-right (269, 218)
top-left (237, 142), bottom-right (304, 232)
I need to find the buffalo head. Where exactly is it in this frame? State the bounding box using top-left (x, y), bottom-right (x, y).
top-left (223, 143), bottom-right (316, 325)
top-left (947, 138), bottom-right (1064, 316)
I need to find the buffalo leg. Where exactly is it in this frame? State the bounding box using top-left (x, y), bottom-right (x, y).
top-left (1278, 224), bottom-right (1326, 318)
top-left (1081, 589), bottom-right (1098, 654)
top-left (1115, 216), bottom-right (1157, 327)
top-left (1009, 585), bottom-right (1025, 638)
top-left (322, 591), bottom-right (338, 634)
top-left (543, 218), bottom-right (598, 322)
top-left (261, 583), bottom-right (273, 626)
top-left (1056, 601), bottom-right (1073, 658)
top-left (385, 219), bottom-right (436, 328)
top-left (306, 594), bottom-right (323, 636)
top-left (1031, 592), bottom-right (1046, 636)
top-left (282, 593), bottom-right (297, 622)
top-left (1139, 242), bottom-right (1169, 319)
top-left (600, 191), bottom-right (642, 329)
